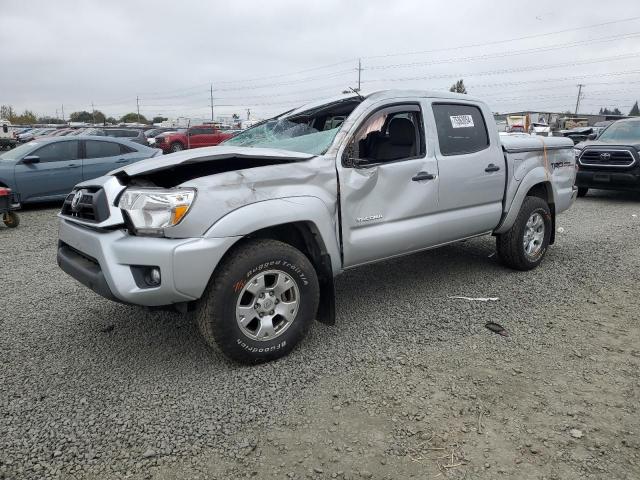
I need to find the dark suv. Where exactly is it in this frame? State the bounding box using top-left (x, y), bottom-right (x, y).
top-left (574, 117), bottom-right (640, 196)
top-left (103, 128), bottom-right (147, 145)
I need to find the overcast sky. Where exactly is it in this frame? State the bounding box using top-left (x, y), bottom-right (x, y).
top-left (1, 0), bottom-right (639, 121)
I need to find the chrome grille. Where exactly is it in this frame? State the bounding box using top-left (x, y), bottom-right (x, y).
top-left (579, 149), bottom-right (636, 168)
top-left (60, 188), bottom-right (109, 223)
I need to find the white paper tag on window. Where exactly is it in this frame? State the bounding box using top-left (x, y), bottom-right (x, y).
top-left (450, 115), bottom-right (474, 128)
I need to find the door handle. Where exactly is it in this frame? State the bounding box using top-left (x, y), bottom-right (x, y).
top-left (412, 171), bottom-right (435, 182)
top-left (67, 163), bottom-right (80, 168)
top-left (485, 163), bottom-right (500, 172)
top-left (115, 158), bottom-right (128, 163)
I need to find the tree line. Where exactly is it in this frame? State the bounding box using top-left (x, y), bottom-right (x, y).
top-left (0, 105), bottom-right (168, 125)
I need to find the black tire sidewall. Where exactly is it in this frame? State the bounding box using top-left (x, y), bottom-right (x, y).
top-left (3, 212), bottom-right (19, 228)
top-left (517, 200), bottom-right (551, 268)
top-left (203, 240), bottom-right (319, 363)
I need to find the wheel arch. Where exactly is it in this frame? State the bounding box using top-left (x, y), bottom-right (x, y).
top-left (495, 168), bottom-right (556, 241)
top-left (203, 197), bottom-right (341, 324)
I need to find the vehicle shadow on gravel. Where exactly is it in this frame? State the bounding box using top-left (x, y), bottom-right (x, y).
top-left (88, 236), bottom-right (504, 371)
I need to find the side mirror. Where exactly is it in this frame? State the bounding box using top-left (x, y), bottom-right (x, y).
top-left (587, 133), bottom-right (597, 140)
top-left (22, 155), bottom-right (40, 164)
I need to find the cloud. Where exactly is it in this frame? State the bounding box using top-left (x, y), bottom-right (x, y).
top-left (1, 0), bottom-right (639, 120)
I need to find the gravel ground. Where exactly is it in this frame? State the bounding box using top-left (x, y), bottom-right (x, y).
top-left (1, 190), bottom-right (639, 480)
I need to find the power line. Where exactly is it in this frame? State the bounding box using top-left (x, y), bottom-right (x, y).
top-left (365, 31), bottom-right (640, 71)
top-left (362, 15), bottom-right (640, 60)
top-left (362, 52), bottom-right (640, 84)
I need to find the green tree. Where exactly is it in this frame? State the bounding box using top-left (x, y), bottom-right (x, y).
top-left (449, 79), bottom-right (467, 94)
top-left (105, 117), bottom-right (118, 125)
top-left (69, 110), bottom-right (106, 123)
top-left (37, 116), bottom-right (65, 124)
top-left (120, 112), bottom-right (148, 124)
top-left (629, 101), bottom-right (640, 116)
top-left (1, 105), bottom-right (15, 120)
top-left (152, 116), bottom-right (168, 124)
top-left (69, 111), bottom-right (93, 122)
top-left (598, 107), bottom-right (622, 116)
top-left (12, 110), bottom-right (37, 124)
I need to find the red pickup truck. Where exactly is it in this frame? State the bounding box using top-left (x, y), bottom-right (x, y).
top-left (155, 125), bottom-right (235, 153)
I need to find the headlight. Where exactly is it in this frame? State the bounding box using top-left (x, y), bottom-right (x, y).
top-left (118, 188), bottom-right (196, 235)
top-left (573, 148), bottom-right (581, 159)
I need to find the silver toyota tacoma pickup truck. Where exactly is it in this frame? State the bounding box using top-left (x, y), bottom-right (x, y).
top-left (57, 90), bottom-right (577, 363)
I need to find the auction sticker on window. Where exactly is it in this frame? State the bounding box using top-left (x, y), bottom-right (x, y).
top-left (450, 114), bottom-right (474, 128)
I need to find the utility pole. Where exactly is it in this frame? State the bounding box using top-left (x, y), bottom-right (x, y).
top-left (61, 104), bottom-right (65, 122)
top-left (357, 58), bottom-right (362, 92)
top-left (575, 84), bottom-right (584, 115)
top-left (210, 83), bottom-right (214, 122)
top-left (91, 102), bottom-right (96, 124)
top-left (136, 96), bottom-right (141, 124)
top-left (246, 108), bottom-right (251, 120)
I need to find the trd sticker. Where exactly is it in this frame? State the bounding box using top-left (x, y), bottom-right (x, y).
top-left (450, 115), bottom-right (474, 128)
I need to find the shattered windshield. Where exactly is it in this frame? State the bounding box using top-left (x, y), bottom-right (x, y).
top-left (223, 118), bottom-right (340, 155)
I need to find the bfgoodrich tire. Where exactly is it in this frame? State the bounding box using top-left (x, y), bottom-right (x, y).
top-left (195, 239), bottom-right (320, 364)
top-left (496, 196), bottom-right (552, 271)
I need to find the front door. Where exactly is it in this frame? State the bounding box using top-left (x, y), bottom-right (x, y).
top-left (338, 103), bottom-right (441, 267)
top-left (429, 102), bottom-right (506, 243)
top-left (188, 127), bottom-right (214, 148)
top-left (14, 139), bottom-right (82, 202)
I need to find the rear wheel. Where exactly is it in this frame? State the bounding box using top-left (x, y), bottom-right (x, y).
top-left (577, 187), bottom-right (588, 197)
top-left (3, 212), bottom-right (19, 228)
top-left (195, 239), bottom-right (319, 364)
top-left (170, 142), bottom-right (184, 152)
top-left (496, 196), bottom-right (551, 271)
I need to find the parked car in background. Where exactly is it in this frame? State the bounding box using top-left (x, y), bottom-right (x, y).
top-left (154, 125), bottom-right (234, 153)
top-left (145, 127), bottom-right (180, 146)
top-left (46, 128), bottom-right (76, 137)
top-left (561, 126), bottom-right (595, 145)
top-left (18, 127), bottom-right (55, 142)
top-left (0, 136), bottom-right (161, 205)
top-left (0, 119), bottom-right (17, 150)
top-left (103, 128), bottom-right (148, 145)
top-left (574, 117), bottom-right (640, 196)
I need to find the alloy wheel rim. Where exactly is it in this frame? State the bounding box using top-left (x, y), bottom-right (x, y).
top-left (235, 269), bottom-right (300, 342)
top-left (523, 212), bottom-right (545, 257)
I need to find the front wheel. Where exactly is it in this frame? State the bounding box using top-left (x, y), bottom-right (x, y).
top-left (195, 239), bottom-right (320, 364)
top-left (3, 212), bottom-right (19, 228)
top-left (496, 196), bottom-right (552, 271)
top-left (577, 187), bottom-right (588, 197)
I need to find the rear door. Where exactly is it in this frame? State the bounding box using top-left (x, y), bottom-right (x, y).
top-left (14, 140), bottom-right (82, 201)
top-left (82, 139), bottom-right (134, 180)
top-left (429, 102), bottom-right (505, 243)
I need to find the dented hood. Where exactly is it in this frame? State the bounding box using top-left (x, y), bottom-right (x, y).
top-left (114, 146), bottom-right (315, 177)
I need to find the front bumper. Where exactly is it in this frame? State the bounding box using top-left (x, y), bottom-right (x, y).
top-left (57, 218), bottom-right (239, 306)
top-left (576, 169), bottom-right (640, 192)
